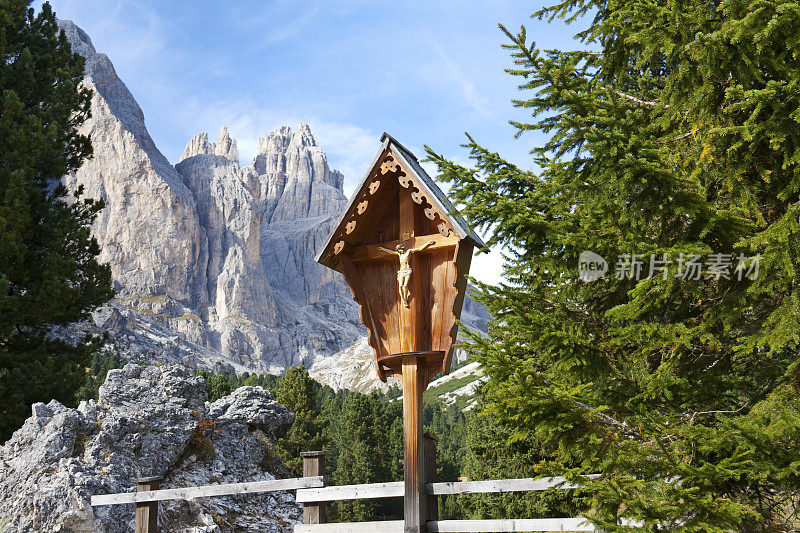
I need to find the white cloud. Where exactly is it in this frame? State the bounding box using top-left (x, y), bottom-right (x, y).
top-left (48, 0), bottom-right (172, 67)
top-left (258, 6), bottom-right (320, 47)
top-left (428, 40), bottom-right (494, 119)
top-left (310, 122), bottom-right (379, 195)
top-left (471, 243), bottom-right (505, 285)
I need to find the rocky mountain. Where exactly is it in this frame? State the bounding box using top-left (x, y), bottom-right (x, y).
top-left (0, 364), bottom-right (301, 532)
top-left (55, 20), bottom-right (488, 388)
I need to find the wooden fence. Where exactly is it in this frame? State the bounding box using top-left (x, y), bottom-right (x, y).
top-left (91, 443), bottom-right (614, 532)
top-left (295, 446), bottom-right (603, 532)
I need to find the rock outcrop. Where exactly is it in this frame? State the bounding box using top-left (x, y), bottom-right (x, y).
top-left (58, 20), bottom-right (205, 305)
top-left (181, 127), bottom-right (240, 163)
top-left (0, 364), bottom-right (300, 532)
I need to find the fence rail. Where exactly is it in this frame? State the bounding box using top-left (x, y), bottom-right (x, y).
top-left (293, 449), bottom-right (607, 533)
top-left (294, 518), bottom-right (596, 532)
top-left (294, 475), bottom-right (602, 504)
top-left (91, 476), bottom-right (324, 506)
top-left (296, 480), bottom-right (403, 503)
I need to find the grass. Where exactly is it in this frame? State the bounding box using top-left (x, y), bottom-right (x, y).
top-left (424, 372), bottom-right (481, 404)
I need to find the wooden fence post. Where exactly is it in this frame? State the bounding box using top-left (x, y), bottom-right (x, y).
top-left (424, 433), bottom-right (438, 522)
top-left (134, 476), bottom-right (162, 533)
top-left (301, 451), bottom-right (328, 524)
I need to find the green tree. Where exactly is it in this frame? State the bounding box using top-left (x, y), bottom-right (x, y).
top-left (325, 392), bottom-right (381, 521)
top-left (196, 368), bottom-right (282, 402)
top-left (321, 390), bottom-right (406, 521)
top-left (276, 366), bottom-right (323, 476)
top-left (0, 1), bottom-right (112, 441)
top-left (427, 1), bottom-right (800, 530)
top-left (75, 345), bottom-right (125, 402)
top-left (386, 399), bottom-right (405, 482)
top-left (456, 396), bottom-right (587, 521)
top-left (423, 401), bottom-right (472, 519)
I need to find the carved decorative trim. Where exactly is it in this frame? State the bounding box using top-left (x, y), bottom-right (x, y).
top-left (323, 150), bottom-right (457, 264)
top-left (380, 157), bottom-right (399, 175)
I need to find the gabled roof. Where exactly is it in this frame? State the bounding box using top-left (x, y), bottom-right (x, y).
top-left (315, 133), bottom-right (484, 265)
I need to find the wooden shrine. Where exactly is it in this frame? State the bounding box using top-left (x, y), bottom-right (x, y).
top-left (316, 133), bottom-right (482, 533)
top-left (316, 133), bottom-right (482, 383)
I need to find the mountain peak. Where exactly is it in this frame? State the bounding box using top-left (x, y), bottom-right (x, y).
top-left (56, 20), bottom-right (96, 58)
top-left (293, 122), bottom-right (317, 147)
top-left (179, 126), bottom-right (239, 163)
top-left (180, 132), bottom-right (213, 160)
top-left (255, 123), bottom-right (317, 157)
top-left (215, 125), bottom-right (239, 162)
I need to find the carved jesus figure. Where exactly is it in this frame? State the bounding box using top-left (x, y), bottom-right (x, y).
top-left (379, 240), bottom-right (436, 308)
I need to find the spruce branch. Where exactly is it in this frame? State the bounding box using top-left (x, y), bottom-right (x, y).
top-left (614, 90), bottom-right (670, 108)
top-left (656, 131), bottom-right (694, 144)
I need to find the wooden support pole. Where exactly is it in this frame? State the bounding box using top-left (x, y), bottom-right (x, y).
top-left (135, 476), bottom-right (161, 533)
top-left (424, 434), bottom-right (438, 521)
top-left (402, 356), bottom-right (427, 533)
top-left (301, 451), bottom-right (328, 525)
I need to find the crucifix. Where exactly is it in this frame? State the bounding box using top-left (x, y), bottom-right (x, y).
top-left (378, 240), bottom-right (436, 308)
top-left (316, 133), bottom-right (482, 533)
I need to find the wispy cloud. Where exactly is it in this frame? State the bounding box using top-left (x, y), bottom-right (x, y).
top-left (259, 6), bottom-right (320, 47)
top-left (428, 40), bottom-right (494, 119)
top-left (49, 0), bottom-right (172, 67)
top-left (311, 121), bottom-right (379, 195)
top-left (224, 2), bottom-right (321, 50)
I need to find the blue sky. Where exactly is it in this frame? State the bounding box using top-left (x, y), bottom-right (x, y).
top-left (45, 0), bottom-right (582, 284)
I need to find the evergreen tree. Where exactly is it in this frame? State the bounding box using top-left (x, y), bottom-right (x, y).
top-left (326, 392), bottom-right (382, 521)
top-left (196, 368), bottom-right (282, 402)
top-left (75, 346), bottom-right (125, 402)
top-left (385, 399), bottom-right (405, 482)
top-left (427, 1), bottom-right (800, 530)
top-left (424, 401), bottom-right (472, 519)
top-left (276, 366), bottom-right (323, 476)
top-left (0, 1), bottom-right (112, 441)
top-left (458, 397), bottom-right (587, 521)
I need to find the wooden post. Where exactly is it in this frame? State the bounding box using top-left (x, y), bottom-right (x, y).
top-left (402, 356), bottom-right (427, 533)
top-left (134, 476), bottom-right (161, 533)
top-left (301, 451), bottom-right (328, 524)
top-left (424, 434), bottom-right (438, 522)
